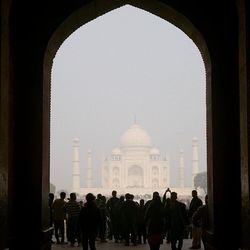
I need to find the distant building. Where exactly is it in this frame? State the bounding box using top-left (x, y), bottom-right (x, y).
top-left (72, 123), bottom-right (201, 198)
top-left (101, 123), bottom-right (169, 192)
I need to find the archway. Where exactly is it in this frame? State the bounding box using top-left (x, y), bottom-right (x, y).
top-left (44, 0), bottom-right (211, 240)
top-left (41, 1), bottom-right (240, 249)
top-left (128, 165), bottom-right (144, 187)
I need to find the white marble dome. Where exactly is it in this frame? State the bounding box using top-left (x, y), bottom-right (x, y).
top-left (112, 147), bottom-right (121, 155)
top-left (73, 137), bottom-right (79, 144)
top-left (192, 136), bottom-right (198, 142)
top-left (120, 124), bottom-right (151, 148)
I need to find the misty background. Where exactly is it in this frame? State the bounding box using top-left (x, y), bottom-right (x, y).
top-left (50, 5), bottom-right (206, 194)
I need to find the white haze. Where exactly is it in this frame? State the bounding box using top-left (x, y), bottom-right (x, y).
top-left (50, 5), bottom-right (206, 194)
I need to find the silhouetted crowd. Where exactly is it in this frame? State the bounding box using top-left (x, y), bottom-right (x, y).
top-left (49, 189), bottom-right (209, 250)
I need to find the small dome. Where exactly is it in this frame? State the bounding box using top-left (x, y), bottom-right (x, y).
top-left (73, 138), bottom-right (79, 144)
top-left (120, 124), bottom-right (151, 148)
top-left (112, 147), bottom-right (121, 155)
top-left (192, 136), bottom-right (198, 141)
top-left (150, 147), bottom-right (160, 155)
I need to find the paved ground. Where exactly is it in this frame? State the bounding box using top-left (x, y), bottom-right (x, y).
top-left (52, 239), bottom-right (204, 250)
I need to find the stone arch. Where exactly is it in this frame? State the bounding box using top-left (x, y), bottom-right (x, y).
top-left (112, 178), bottom-right (120, 188)
top-left (103, 166), bottom-right (109, 187)
top-left (43, 0), bottom-right (212, 239)
top-left (128, 165), bottom-right (144, 187)
top-left (152, 178), bottom-right (159, 189)
top-left (3, 1), bottom-right (242, 249)
top-left (152, 166), bottom-right (159, 176)
top-left (112, 166), bottom-right (120, 177)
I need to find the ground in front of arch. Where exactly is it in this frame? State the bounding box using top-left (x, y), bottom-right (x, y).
top-left (52, 238), bottom-right (204, 250)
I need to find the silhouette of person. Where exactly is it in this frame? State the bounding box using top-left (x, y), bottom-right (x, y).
top-left (145, 191), bottom-right (160, 211)
top-left (145, 195), bottom-right (165, 250)
top-left (188, 190), bottom-right (203, 249)
top-left (64, 192), bottom-right (81, 246)
top-left (113, 195), bottom-right (125, 242)
top-left (167, 192), bottom-right (188, 250)
top-left (49, 193), bottom-right (55, 227)
top-left (51, 191), bottom-right (67, 244)
top-left (49, 193), bottom-right (55, 244)
top-left (106, 190), bottom-right (119, 242)
top-left (79, 193), bottom-right (101, 250)
top-left (164, 197), bottom-right (172, 244)
top-left (137, 199), bottom-right (147, 244)
top-left (192, 195), bottom-right (209, 250)
top-left (95, 194), bottom-right (108, 242)
top-left (121, 193), bottom-right (138, 246)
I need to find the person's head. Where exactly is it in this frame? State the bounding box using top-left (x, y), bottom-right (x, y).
top-left (112, 190), bottom-right (117, 197)
top-left (49, 193), bottom-right (54, 205)
top-left (86, 193), bottom-right (95, 202)
top-left (171, 192), bottom-right (177, 201)
top-left (101, 195), bottom-right (106, 202)
top-left (60, 191), bottom-right (66, 199)
top-left (192, 190), bottom-right (198, 198)
top-left (49, 192), bottom-right (54, 200)
top-left (205, 194), bottom-right (208, 204)
top-left (153, 195), bottom-right (161, 203)
top-left (97, 193), bottom-right (102, 199)
top-left (140, 199), bottom-right (144, 206)
top-left (153, 191), bottom-right (159, 199)
top-left (125, 193), bottom-right (130, 200)
top-left (120, 195), bottom-right (125, 202)
top-left (70, 192), bottom-right (76, 201)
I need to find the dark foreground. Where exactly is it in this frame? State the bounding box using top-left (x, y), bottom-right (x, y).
top-left (52, 239), bottom-right (204, 250)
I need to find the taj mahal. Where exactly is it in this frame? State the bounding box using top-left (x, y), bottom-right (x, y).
top-left (71, 123), bottom-right (201, 198)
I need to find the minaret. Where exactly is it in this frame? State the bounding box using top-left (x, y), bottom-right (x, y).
top-left (72, 138), bottom-right (80, 194)
top-left (86, 150), bottom-right (93, 188)
top-left (179, 149), bottom-right (185, 188)
top-left (192, 137), bottom-right (199, 187)
top-left (166, 154), bottom-right (170, 187)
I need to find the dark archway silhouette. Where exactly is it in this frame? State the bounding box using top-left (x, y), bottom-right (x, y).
top-left (1, 1), bottom-right (248, 249)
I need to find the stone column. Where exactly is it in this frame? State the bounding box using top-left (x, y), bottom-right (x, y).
top-left (86, 150), bottom-right (93, 188)
top-left (167, 157), bottom-right (170, 187)
top-left (179, 150), bottom-right (185, 188)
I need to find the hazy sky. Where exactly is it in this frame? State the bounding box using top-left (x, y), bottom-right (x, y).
top-left (50, 5), bottom-right (206, 194)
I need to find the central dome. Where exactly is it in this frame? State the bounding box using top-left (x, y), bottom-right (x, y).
top-left (120, 124), bottom-right (151, 148)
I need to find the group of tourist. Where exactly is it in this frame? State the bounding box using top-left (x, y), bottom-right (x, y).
top-left (49, 189), bottom-right (209, 250)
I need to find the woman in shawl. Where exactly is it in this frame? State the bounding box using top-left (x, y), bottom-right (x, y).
top-left (145, 194), bottom-right (165, 250)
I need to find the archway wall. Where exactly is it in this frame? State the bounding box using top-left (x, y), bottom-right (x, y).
top-left (0, 1), bottom-right (12, 250)
top-left (238, 0), bottom-right (250, 248)
top-left (1, 0), bottom-right (247, 249)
